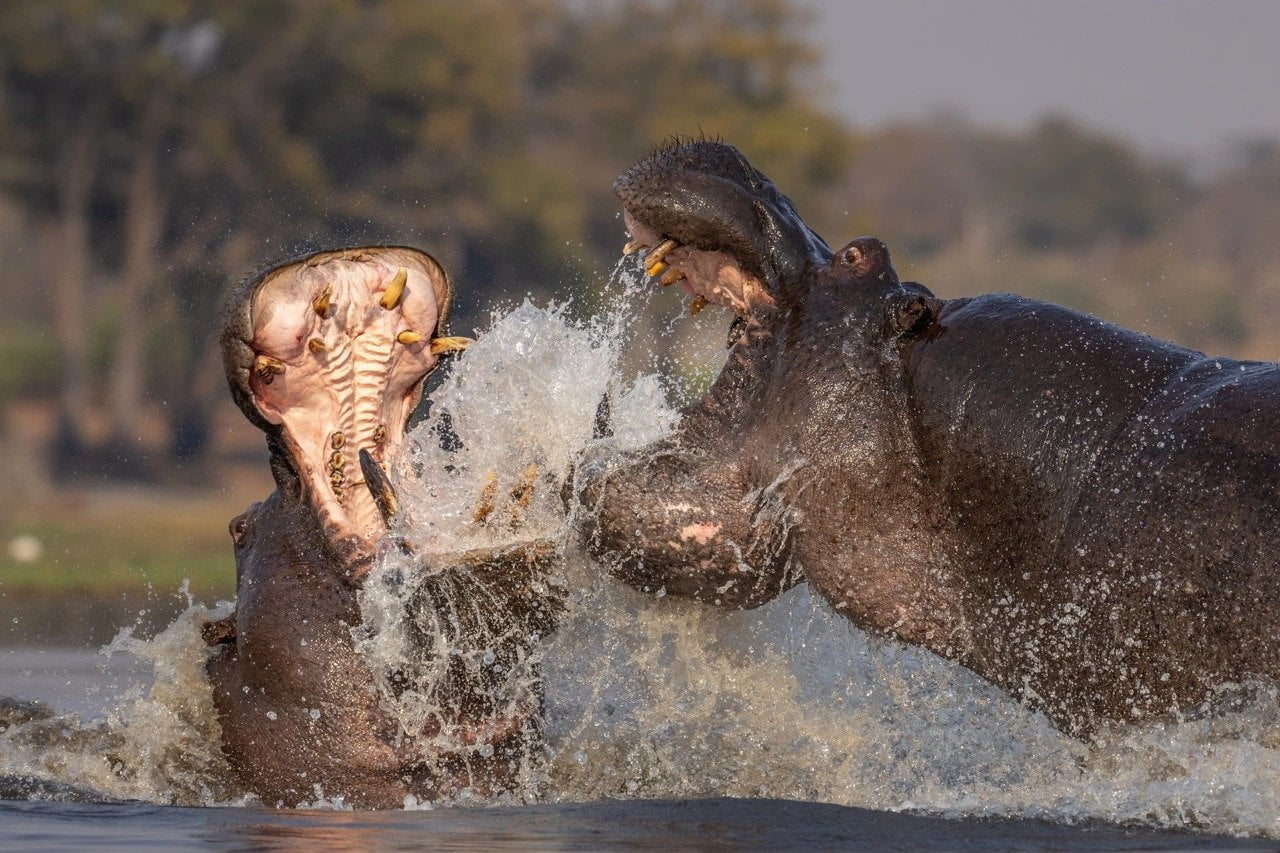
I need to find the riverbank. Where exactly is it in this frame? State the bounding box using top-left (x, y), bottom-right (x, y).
top-left (0, 473), bottom-right (271, 603)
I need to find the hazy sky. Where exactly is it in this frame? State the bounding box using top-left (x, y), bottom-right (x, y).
top-left (806, 0), bottom-right (1280, 161)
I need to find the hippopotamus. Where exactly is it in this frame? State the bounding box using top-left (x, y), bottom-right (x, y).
top-left (209, 246), bottom-right (563, 808)
top-left (576, 140), bottom-right (1280, 738)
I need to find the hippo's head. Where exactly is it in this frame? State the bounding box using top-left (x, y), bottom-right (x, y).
top-left (210, 246), bottom-right (567, 808)
top-left (821, 236), bottom-right (941, 346)
top-left (219, 246), bottom-right (470, 580)
top-left (614, 139), bottom-right (832, 316)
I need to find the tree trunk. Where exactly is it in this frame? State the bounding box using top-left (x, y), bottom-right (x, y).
top-left (50, 108), bottom-right (98, 464)
top-left (109, 99), bottom-right (166, 447)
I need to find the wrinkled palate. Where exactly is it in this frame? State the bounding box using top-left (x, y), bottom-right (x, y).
top-left (237, 249), bottom-right (467, 551)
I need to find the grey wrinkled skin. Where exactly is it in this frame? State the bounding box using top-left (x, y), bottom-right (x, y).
top-left (208, 247), bottom-right (563, 808)
top-left (579, 140), bottom-right (1280, 737)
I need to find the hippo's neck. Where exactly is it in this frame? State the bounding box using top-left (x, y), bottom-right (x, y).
top-left (903, 293), bottom-right (1200, 612)
top-left (678, 310), bottom-right (782, 442)
top-left (757, 293), bottom-right (971, 656)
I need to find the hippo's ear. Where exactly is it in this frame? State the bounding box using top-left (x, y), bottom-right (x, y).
top-left (890, 286), bottom-right (942, 338)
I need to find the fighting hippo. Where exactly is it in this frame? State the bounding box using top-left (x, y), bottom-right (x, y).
top-left (576, 140), bottom-right (1280, 738)
top-left (210, 246), bottom-right (563, 808)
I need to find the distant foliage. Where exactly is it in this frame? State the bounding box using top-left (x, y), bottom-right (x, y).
top-left (1, 0), bottom-right (1278, 468)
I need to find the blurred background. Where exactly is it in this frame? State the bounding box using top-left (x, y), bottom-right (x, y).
top-left (2, 0), bottom-right (1278, 643)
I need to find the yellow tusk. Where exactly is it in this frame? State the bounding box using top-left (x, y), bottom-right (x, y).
top-left (396, 330), bottom-right (423, 345)
top-left (646, 238), bottom-right (679, 266)
top-left (379, 268), bottom-right (408, 310)
top-left (646, 260), bottom-right (669, 279)
top-left (659, 267), bottom-right (685, 287)
top-left (308, 337), bottom-right (326, 353)
top-left (690, 295), bottom-right (709, 316)
top-left (253, 354), bottom-right (286, 379)
top-left (623, 240), bottom-right (640, 255)
top-left (313, 284), bottom-right (332, 317)
top-left (429, 335), bottom-right (474, 356)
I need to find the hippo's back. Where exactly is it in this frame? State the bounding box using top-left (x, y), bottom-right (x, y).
top-left (1061, 358), bottom-right (1280, 718)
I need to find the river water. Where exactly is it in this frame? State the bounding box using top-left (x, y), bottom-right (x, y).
top-left (2, 270), bottom-right (1278, 847)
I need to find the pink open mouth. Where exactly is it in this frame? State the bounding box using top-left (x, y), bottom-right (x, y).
top-left (622, 211), bottom-right (773, 318)
top-left (228, 247), bottom-right (471, 563)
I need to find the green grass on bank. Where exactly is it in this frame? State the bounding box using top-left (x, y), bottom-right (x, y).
top-left (0, 495), bottom-right (238, 598)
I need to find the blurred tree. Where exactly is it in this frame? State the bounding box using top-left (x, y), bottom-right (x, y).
top-left (2, 0), bottom-right (1276, 484)
top-left (0, 4), bottom-right (114, 464)
top-left (1004, 115), bottom-right (1184, 250)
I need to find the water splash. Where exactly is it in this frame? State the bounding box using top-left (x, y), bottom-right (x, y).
top-left (0, 600), bottom-right (240, 805)
top-left (3, 264), bottom-right (1279, 835)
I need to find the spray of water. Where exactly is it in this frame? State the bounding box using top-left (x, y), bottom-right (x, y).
top-left (2, 264), bottom-right (1278, 835)
top-left (0, 598), bottom-right (240, 805)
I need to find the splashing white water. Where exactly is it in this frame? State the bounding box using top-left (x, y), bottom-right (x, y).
top-left (3, 266), bottom-right (1279, 836)
top-left (351, 273), bottom-right (1280, 835)
top-left (0, 599), bottom-right (240, 805)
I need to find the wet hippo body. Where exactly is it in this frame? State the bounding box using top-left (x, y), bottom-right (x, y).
top-left (578, 140), bottom-right (1280, 737)
top-left (210, 247), bottom-right (561, 808)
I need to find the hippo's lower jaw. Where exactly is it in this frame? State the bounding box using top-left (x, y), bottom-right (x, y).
top-left (219, 246), bottom-right (469, 582)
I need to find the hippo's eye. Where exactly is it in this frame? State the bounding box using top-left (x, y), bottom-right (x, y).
top-left (229, 512), bottom-right (253, 547)
top-left (841, 245), bottom-right (863, 265)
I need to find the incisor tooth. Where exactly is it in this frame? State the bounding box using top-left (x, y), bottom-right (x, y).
top-left (623, 240), bottom-right (640, 255)
top-left (659, 267), bottom-right (685, 287)
top-left (379, 268), bottom-right (408, 309)
top-left (429, 336), bottom-right (474, 356)
top-left (647, 238), bottom-right (678, 265)
top-left (646, 260), bottom-right (669, 279)
top-left (690, 296), bottom-right (709, 316)
top-left (397, 330), bottom-right (423, 345)
top-left (308, 337), bottom-right (326, 353)
top-left (313, 284), bottom-right (332, 317)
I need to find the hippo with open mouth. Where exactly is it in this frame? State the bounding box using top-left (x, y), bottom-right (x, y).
top-left (209, 247), bottom-right (563, 808)
top-left (576, 140), bottom-right (1280, 738)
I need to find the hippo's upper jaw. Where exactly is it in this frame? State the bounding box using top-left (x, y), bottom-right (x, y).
top-left (614, 139), bottom-right (831, 316)
top-left (219, 246), bottom-right (470, 581)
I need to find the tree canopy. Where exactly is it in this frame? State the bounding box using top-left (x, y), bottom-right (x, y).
top-left (1, 0), bottom-right (1276, 479)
